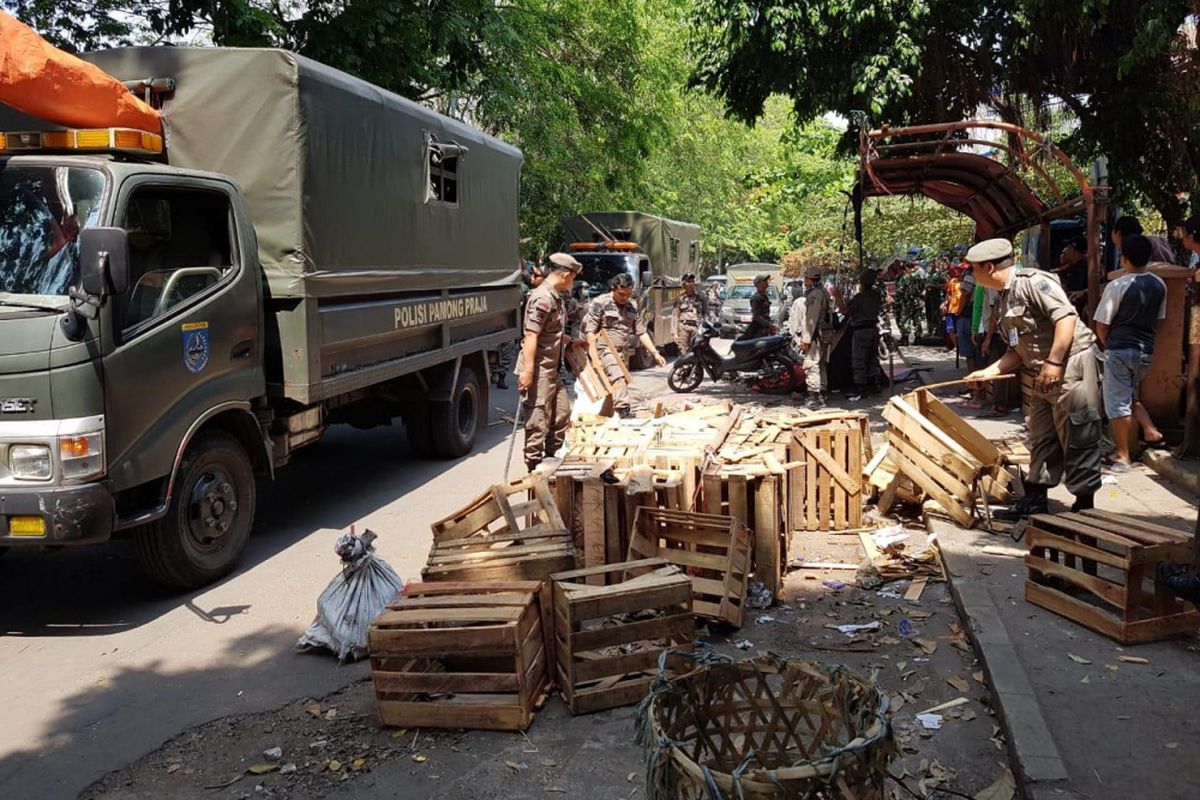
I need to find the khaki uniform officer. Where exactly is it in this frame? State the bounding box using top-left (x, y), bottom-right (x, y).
top-left (584, 273), bottom-right (666, 415)
top-left (671, 273), bottom-right (709, 352)
top-left (788, 266), bottom-right (831, 410)
top-left (965, 238), bottom-right (1102, 516)
top-left (518, 253), bottom-right (582, 471)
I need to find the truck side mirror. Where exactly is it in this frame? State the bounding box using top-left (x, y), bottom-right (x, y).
top-left (79, 227), bottom-right (131, 297)
top-left (640, 270), bottom-right (653, 288)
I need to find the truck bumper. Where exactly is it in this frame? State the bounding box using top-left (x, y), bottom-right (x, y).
top-left (0, 483), bottom-right (114, 545)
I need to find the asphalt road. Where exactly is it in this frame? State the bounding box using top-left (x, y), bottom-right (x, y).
top-left (0, 387), bottom-right (527, 800)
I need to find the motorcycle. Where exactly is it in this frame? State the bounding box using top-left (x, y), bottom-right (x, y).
top-left (667, 320), bottom-right (803, 394)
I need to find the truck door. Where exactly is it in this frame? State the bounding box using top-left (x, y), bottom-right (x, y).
top-left (102, 178), bottom-right (263, 493)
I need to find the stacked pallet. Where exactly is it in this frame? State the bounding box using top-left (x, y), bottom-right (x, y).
top-left (876, 388), bottom-right (1013, 527)
top-left (550, 403), bottom-right (871, 598)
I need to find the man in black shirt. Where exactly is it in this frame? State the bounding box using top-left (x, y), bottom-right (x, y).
top-left (1056, 237), bottom-right (1089, 317)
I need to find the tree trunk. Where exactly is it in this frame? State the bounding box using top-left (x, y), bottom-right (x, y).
top-left (1179, 371), bottom-right (1200, 459)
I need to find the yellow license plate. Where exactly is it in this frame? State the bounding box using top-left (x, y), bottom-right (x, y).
top-left (8, 516), bottom-right (46, 536)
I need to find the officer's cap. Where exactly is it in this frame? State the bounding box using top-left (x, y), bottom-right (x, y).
top-left (803, 265), bottom-right (822, 279)
top-left (754, 273), bottom-right (772, 283)
top-left (964, 238), bottom-right (1013, 264)
top-left (548, 252), bottom-right (583, 272)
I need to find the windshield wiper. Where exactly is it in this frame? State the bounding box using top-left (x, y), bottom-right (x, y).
top-left (0, 299), bottom-right (66, 314)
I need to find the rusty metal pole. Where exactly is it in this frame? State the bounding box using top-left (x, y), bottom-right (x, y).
top-left (1085, 198), bottom-right (1102, 318)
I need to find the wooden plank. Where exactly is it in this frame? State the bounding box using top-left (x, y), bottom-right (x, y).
top-left (804, 430), bottom-right (817, 531)
top-left (581, 478), bottom-right (606, 585)
top-left (572, 647), bottom-right (664, 684)
top-left (904, 577), bottom-right (928, 602)
top-left (1024, 581), bottom-right (1126, 643)
top-left (702, 474), bottom-right (724, 516)
top-left (570, 611), bottom-right (693, 653)
top-left (884, 404), bottom-right (978, 486)
top-left (1079, 509), bottom-right (1194, 542)
top-left (375, 606), bottom-right (525, 625)
top-left (376, 700), bottom-right (529, 732)
top-left (552, 558), bottom-right (669, 582)
top-left (755, 475), bottom-right (781, 597)
top-left (368, 625), bottom-right (512, 657)
top-left (1027, 530), bottom-right (1129, 570)
top-left (604, 484), bottom-right (623, 579)
top-left (918, 393), bottom-right (1002, 465)
top-left (1026, 557), bottom-right (1127, 609)
top-left (887, 431), bottom-right (972, 502)
top-left (373, 671), bottom-right (519, 695)
top-left (888, 448), bottom-right (973, 528)
top-left (729, 474), bottom-right (749, 528)
top-left (848, 422), bottom-right (863, 529)
top-left (833, 430), bottom-right (846, 531)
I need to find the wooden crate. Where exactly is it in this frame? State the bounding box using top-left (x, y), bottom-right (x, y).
top-left (550, 559), bottom-right (695, 714)
top-left (880, 389), bottom-right (1013, 527)
top-left (1025, 510), bottom-right (1200, 644)
top-left (787, 419), bottom-right (864, 532)
top-left (628, 507), bottom-right (753, 627)
top-left (423, 475), bottom-right (576, 583)
top-left (701, 470), bottom-right (787, 600)
top-left (368, 581), bottom-right (553, 731)
top-left (550, 463), bottom-right (688, 585)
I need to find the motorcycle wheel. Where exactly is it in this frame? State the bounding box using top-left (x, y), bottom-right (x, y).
top-left (752, 354), bottom-right (798, 394)
top-left (667, 357), bottom-right (705, 392)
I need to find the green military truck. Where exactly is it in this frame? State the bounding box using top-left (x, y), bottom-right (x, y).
top-left (559, 212), bottom-right (701, 355)
top-left (0, 48), bottom-right (521, 587)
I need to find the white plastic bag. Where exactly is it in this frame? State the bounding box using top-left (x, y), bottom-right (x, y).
top-left (297, 529), bottom-right (403, 662)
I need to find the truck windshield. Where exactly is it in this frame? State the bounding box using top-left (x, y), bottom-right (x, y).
top-left (0, 164), bottom-right (106, 297)
top-left (728, 284), bottom-right (779, 300)
top-left (575, 253), bottom-right (636, 295)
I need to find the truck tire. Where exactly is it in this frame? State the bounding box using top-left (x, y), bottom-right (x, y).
top-left (403, 404), bottom-right (436, 457)
top-left (134, 431), bottom-right (256, 589)
top-left (429, 365), bottom-right (481, 458)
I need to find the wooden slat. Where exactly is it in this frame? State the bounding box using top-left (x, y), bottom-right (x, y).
top-left (887, 431), bottom-right (972, 502)
top-left (755, 475), bottom-right (781, 597)
top-left (803, 429), bottom-right (817, 531)
top-left (833, 430), bottom-right (846, 530)
top-left (888, 448), bottom-right (973, 527)
top-left (729, 475), bottom-right (749, 528)
top-left (570, 610), bottom-right (693, 652)
top-left (375, 606), bottom-right (524, 625)
top-left (1026, 556), bottom-right (1127, 609)
top-left (373, 671), bottom-right (519, 694)
top-left (884, 404), bottom-right (978, 486)
top-left (572, 647), bottom-right (664, 684)
top-left (1027, 530), bottom-right (1129, 570)
top-left (376, 699), bottom-right (529, 732)
top-left (581, 477), bottom-right (606, 584)
top-left (915, 391), bottom-right (1002, 465)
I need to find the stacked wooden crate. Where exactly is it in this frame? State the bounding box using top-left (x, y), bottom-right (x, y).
top-left (368, 581), bottom-right (553, 731)
top-left (878, 388), bottom-right (1012, 527)
top-left (422, 475), bottom-right (577, 583)
top-left (1025, 510), bottom-right (1200, 644)
top-left (550, 559), bottom-right (694, 714)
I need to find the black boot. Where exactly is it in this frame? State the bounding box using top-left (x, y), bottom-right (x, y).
top-left (1070, 493), bottom-right (1094, 513)
top-left (496, 374), bottom-right (508, 390)
top-left (994, 483), bottom-right (1050, 521)
top-left (1158, 563), bottom-right (1200, 607)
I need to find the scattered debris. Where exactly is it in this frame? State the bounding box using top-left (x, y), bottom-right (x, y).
top-left (262, 747), bottom-right (282, 761)
top-left (974, 768), bottom-right (1016, 800)
top-left (917, 697), bottom-right (970, 715)
top-left (1067, 653), bottom-right (1091, 665)
top-left (947, 675), bottom-right (970, 693)
top-left (832, 621), bottom-right (882, 636)
top-left (981, 545), bottom-right (1027, 558)
top-left (822, 579), bottom-right (848, 591)
top-left (916, 713), bottom-right (943, 730)
top-left (745, 580), bottom-right (774, 609)
top-left (871, 525), bottom-right (911, 548)
top-left (904, 577), bottom-right (928, 602)
top-left (1118, 655), bottom-right (1150, 665)
top-left (733, 639), bottom-right (754, 650)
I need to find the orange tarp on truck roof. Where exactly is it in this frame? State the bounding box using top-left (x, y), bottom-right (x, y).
top-left (0, 10), bottom-right (160, 134)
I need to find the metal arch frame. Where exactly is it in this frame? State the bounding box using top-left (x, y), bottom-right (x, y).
top-left (855, 119), bottom-right (1108, 312)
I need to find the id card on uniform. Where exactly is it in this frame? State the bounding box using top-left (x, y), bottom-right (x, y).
top-left (1008, 328), bottom-right (1019, 346)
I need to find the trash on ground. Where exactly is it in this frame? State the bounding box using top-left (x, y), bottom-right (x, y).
top-left (297, 529), bottom-right (403, 662)
top-left (745, 580), bottom-right (773, 609)
top-left (833, 621), bottom-right (882, 636)
top-left (916, 713), bottom-right (943, 730)
top-left (871, 525), bottom-right (911, 548)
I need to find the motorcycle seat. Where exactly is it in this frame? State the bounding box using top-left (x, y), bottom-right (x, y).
top-left (731, 334), bottom-right (789, 352)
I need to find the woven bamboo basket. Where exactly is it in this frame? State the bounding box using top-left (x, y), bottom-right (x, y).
top-left (636, 654), bottom-right (894, 799)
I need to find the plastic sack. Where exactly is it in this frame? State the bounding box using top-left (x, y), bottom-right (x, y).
top-left (297, 529), bottom-right (403, 662)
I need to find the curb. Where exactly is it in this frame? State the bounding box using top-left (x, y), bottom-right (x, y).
top-left (1142, 450), bottom-right (1200, 496)
top-left (928, 519), bottom-right (1071, 798)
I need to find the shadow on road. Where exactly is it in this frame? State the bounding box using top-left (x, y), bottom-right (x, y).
top-left (0, 624), bottom-right (355, 800)
top-left (0, 404), bottom-right (517, 638)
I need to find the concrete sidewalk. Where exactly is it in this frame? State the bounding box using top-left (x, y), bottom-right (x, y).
top-left (933, 465), bottom-right (1199, 800)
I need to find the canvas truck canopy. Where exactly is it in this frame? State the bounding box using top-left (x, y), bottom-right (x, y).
top-left (79, 47), bottom-right (522, 299)
top-left (561, 212), bottom-right (700, 281)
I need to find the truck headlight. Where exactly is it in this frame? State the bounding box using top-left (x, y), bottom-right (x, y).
top-left (10, 445), bottom-right (52, 480)
top-left (59, 433), bottom-right (104, 481)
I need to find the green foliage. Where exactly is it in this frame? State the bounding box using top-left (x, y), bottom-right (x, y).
top-left (687, 0), bottom-right (1200, 228)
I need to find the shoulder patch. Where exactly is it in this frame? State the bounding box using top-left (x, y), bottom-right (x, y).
top-left (1034, 280), bottom-right (1055, 294)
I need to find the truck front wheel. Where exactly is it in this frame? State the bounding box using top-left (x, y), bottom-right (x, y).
top-left (429, 365), bottom-right (481, 458)
top-left (135, 431), bottom-right (256, 589)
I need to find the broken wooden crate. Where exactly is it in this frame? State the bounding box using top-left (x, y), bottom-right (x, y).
top-left (423, 475), bottom-right (576, 583)
top-left (787, 418), bottom-right (865, 532)
top-left (628, 507), bottom-right (753, 627)
top-left (880, 389), bottom-right (1013, 527)
top-left (550, 559), bottom-right (695, 714)
top-left (1025, 510), bottom-right (1200, 644)
top-left (368, 581), bottom-right (553, 731)
top-left (701, 468), bottom-right (787, 601)
top-left (549, 459), bottom-right (692, 585)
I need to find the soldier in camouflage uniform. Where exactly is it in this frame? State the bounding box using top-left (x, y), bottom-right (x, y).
top-left (965, 239), bottom-right (1102, 516)
top-left (518, 254), bottom-right (582, 471)
top-left (584, 273), bottom-right (666, 415)
top-left (671, 273), bottom-right (709, 353)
